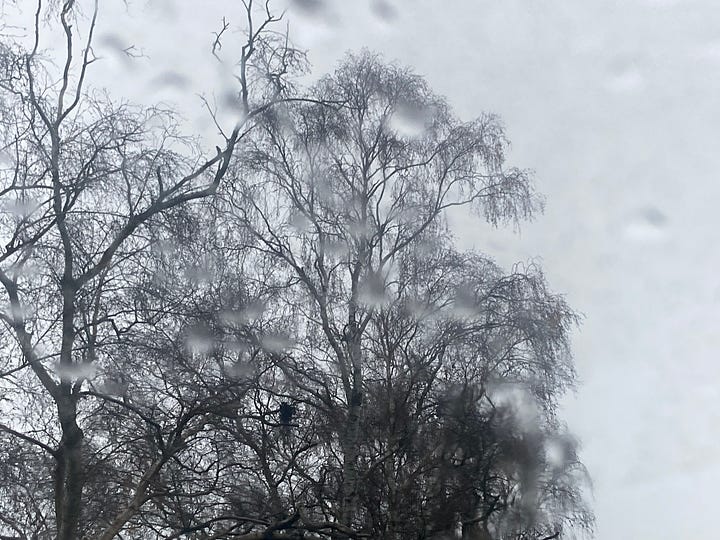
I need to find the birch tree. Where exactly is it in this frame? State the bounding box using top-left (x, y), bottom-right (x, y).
top-left (217, 50), bottom-right (592, 539)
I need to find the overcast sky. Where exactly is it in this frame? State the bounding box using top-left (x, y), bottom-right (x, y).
top-left (6, 0), bottom-right (720, 538)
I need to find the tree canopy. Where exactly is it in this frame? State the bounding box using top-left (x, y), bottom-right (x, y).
top-left (0, 2), bottom-right (593, 539)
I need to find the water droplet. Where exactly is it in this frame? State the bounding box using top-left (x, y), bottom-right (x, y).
top-left (323, 237), bottom-right (350, 258)
top-left (55, 362), bottom-right (97, 380)
top-left (99, 376), bottom-right (129, 397)
top-left (97, 33), bottom-right (131, 55)
top-left (0, 149), bottom-right (13, 167)
top-left (153, 238), bottom-right (178, 256)
top-left (227, 358), bottom-right (253, 379)
top-left (402, 297), bottom-right (433, 319)
top-left (388, 103), bottom-right (434, 138)
top-left (605, 60), bottom-right (644, 94)
top-left (186, 326), bottom-right (215, 356)
top-left (4, 302), bottom-right (34, 320)
top-left (152, 70), bottom-right (191, 90)
top-left (4, 198), bottom-right (39, 218)
top-left (623, 206), bottom-right (668, 243)
top-left (450, 287), bottom-right (480, 319)
top-left (291, 0), bottom-right (326, 17)
top-left (358, 272), bottom-right (390, 308)
top-left (260, 333), bottom-right (293, 354)
top-left (638, 206), bottom-right (667, 227)
top-left (219, 89), bottom-right (243, 112)
top-left (488, 383), bottom-right (540, 433)
top-left (370, 0), bottom-right (398, 22)
top-left (147, 0), bottom-right (179, 21)
top-left (544, 438), bottom-right (567, 469)
top-left (184, 261), bottom-right (214, 284)
top-left (347, 218), bottom-right (376, 238)
top-left (11, 262), bottom-right (42, 281)
top-left (219, 302), bottom-right (265, 325)
top-left (288, 211), bottom-right (311, 233)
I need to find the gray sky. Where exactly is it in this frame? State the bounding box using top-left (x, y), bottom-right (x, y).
top-left (7, 0), bottom-right (720, 538)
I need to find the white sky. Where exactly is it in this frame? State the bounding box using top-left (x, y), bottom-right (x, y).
top-left (5, 0), bottom-right (720, 538)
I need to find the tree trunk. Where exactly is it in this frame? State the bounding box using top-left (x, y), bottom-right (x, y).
top-left (55, 397), bottom-right (85, 540)
top-left (340, 334), bottom-right (363, 528)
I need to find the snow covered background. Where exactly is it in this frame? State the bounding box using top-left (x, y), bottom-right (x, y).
top-left (5, 0), bottom-right (719, 538)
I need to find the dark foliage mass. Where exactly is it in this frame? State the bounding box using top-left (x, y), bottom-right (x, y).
top-left (0, 2), bottom-right (593, 539)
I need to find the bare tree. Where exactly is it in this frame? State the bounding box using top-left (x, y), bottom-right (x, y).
top-left (354, 250), bottom-right (593, 539)
top-left (209, 50), bottom-right (592, 539)
top-left (0, 5), bottom-right (593, 539)
top-left (0, 1), bottom-right (305, 537)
